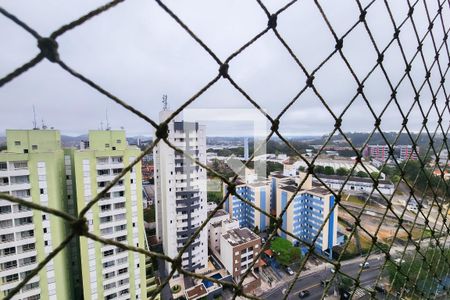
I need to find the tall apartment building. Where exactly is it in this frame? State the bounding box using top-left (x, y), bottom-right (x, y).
top-left (223, 179), bottom-right (270, 232)
top-left (275, 173), bottom-right (339, 258)
top-left (0, 130), bottom-right (73, 300)
top-left (71, 130), bottom-right (147, 300)
top-left (154, 111), bottom-right (208, 274)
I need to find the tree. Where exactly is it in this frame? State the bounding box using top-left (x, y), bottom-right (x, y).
top-left (370, 171), bottom-right (381, 179)
top-left (298, 166), bottom-right (306, 172)
top-left (336, 167), bottom-right (350, 176)
top-left (356, 171), bottom-right (369, 178)
top-left (314, 165), bottom-right (325, 174)
top-left (324, 166), bottom-right (335, 175)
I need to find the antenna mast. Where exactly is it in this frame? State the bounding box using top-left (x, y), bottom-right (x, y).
top-left (162, 94), bottom-right (168, 111)
top-left (106, 108), bottom-right (110, 130)
top-left (32, 105), bottom-right (37, 129)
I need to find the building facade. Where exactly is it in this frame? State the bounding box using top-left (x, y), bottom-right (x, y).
top-left (398, 145), bottom-right (419, 161)
top-left (275, 173), bottom-right (339, 258)
top-left (363, 145), bottom-right (390, 161)
top-left (223, 180), bottom-right (270, 232)
top-left (220, 228), bottom-right (261, 292)
top-left (316, 174), bottom-right (395, 196)
top-left (153, 111), bottom-right (208, 274)
top-left (0, 130), bottom-right (73, 300)
top-left (71, 130), bottom-right (147, 300)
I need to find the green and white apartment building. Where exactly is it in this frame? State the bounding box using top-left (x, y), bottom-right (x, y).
top-left (0, 129), bottom-right (152, 300)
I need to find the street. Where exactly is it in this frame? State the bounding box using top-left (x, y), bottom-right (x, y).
top-left (262, 256), bottom-right (384, 299)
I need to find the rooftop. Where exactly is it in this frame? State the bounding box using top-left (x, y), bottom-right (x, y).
top-left (222, 228), bottom-right (260, 247)
top-left (208, 209), bottom-right (228, 219)
top-left (309, 187), bottom-right (332, 196)
top-left (185, 283), bottom-right (207, 300)
top-left (318, 174), bottom-right (392, 185)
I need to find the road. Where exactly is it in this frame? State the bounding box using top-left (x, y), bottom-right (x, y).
top-left (262, 256), bottom-right (384, 299)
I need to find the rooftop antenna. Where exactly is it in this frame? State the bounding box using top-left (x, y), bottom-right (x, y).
top-left (41, 119), bottom-right (47, 130)
top-left (100, 121), bottom-right (104, 130)
top-left (162, 94), bottom-right (168, 111)
top-left (32, 105), bottom-right (38, 129)
top-left (105, 108), bottom-right (111, 130)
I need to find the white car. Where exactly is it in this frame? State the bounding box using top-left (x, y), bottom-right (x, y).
top-left (285, 267), bottom-right (294, 275)
top-left (359, 262), bottom-right (369, 269)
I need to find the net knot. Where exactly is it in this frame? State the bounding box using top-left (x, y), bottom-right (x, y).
top-left (38, 38), bottom-right (59, 62)
top-left (226, 183), bottom-right (236, 195)
top-left (377, 53), bottom-right (384, 64)
top-left (270, 119), bottom-right (280, 132)
top-left (71, 217), bottom-right (88, 236)
top-left (155, 123), bottom-right (169, 139)
top-left (268, 14), bottom-right (277, 29)
top-left (374, 118), bottom-right (381, 127)
top-left (359, 10), bottom-right (367, 22)
top-left (219, 63), bottom-right (229, 78)
top-left (334, 118), bottom-right (342, 129)
top-left (335, 38), bottom-right (343, 50)
top-left (306, 75), bottom-right (315, 87)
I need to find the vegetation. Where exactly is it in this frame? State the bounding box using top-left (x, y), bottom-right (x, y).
top-left (382, 161), bottom-right (449, 197)
top-left (171, 284), bottom-right (181, 293)
top-left (143, 206), bottom-right (155, 223)
top-left (270, 237), bottom-right (302, 266)
top-left (385, 247), bottom-right (450, 297)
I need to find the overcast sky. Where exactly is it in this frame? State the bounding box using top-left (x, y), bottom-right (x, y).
top-left (0, 0), bottom-right (448, 137)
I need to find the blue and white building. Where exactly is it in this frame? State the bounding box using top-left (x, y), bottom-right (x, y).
top-left (274, 172), bottom-right (339, 258)
top-left (223, 179), bottom-right (270, 232)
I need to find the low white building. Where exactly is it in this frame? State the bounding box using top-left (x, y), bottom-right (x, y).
top-left (316, 174), bottom-right (395, 196)
top-left (206, 209), bottom-right (239, 254)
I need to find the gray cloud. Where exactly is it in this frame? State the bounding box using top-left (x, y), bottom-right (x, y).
top-left (1, 0), bottom-right (448, 137)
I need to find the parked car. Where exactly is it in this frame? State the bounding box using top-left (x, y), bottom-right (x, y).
top-left (345, 226), bottom-right (353, 232)
top-left (286, 266), bottom-right (294, 275)
top-left (330, 267), bottom-right (336, 273)
top-left (298, 290), bottom-right (310, 298)
top-left (359, 262), bottom-right (370, 269)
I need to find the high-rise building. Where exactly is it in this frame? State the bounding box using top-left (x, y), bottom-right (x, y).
top-left (153, 111), bottom-right (208, 274)
top-left (0, 130), bottom-right (74, 300)
top-left (71, 130), bottom-right (147, 300)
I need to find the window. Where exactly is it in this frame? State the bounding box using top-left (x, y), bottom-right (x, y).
top-left (0, 220), bottom-right (13, 229)
top-left (0, 162), bottom-right (7, 171)
top-left (105, 143), bottom-right (110, 148)
top-left (19, 230), bottom-right (34, 239)
top-left (0, 205), bottom-right (11, 214)
top-left (2, 273), bottom-right (18, 283)
top-left (2, 247), bottom-right (15, 256)
top-left (103, 261), bottom-right (115, 268)
top-left (32, 145), bottom-right (38, 150)
top-left (19, 256), bottom-right (36, 266)
top-left (0, 233), bottom-right (14, 243)
top-left (116, 139), bottom-right (122, 144)
top-left (118, 267), bottom-right (127, 275)
top-left (14, 141), bottom-right (21, 146)
top-left (21, 243), bottom-right (35, 252)
top-left (114, 202), bottom-right (125, 209)
top-left (103, 249), bottom-right (114, 257)
top-left (112, 147), bottom-right (116, 150)
top-left (23, 149), bottom-right (28, 153)
top-left (1, 260), bottom-right (17, 271)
